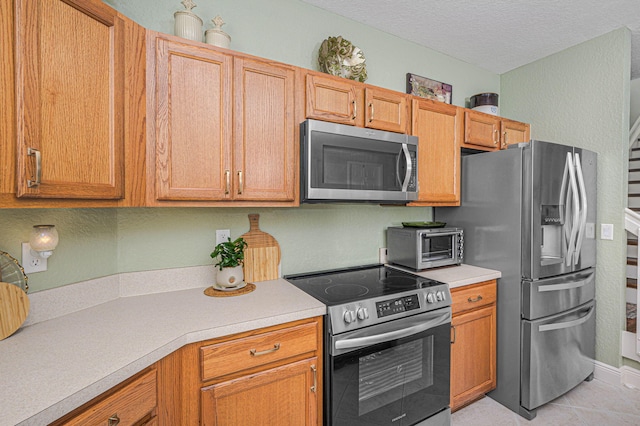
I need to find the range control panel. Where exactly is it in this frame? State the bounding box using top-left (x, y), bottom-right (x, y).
top-left (377, 295), bottom-right (420, 317)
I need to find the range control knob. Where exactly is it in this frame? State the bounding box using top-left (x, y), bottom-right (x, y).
top-left (356, 307), bottom-right (369, 320)
top-left (426, 292), bottom-right (436, 304)
top-left (436, 290), bottom-right (446, 301)
top-left (343, 310), bottom-right (356, 324)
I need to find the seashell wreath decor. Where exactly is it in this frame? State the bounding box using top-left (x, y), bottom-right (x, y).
top-left (318, 36), bottom-right (367, 82)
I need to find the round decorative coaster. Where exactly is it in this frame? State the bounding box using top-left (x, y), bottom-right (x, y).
top-left (204, 282), bottom-right (256, 297)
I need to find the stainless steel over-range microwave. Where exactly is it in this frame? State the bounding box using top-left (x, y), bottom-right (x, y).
top-left (387, 226), bottom-right (464, 270)
top-left (300, 119), bottom-right (418, 203)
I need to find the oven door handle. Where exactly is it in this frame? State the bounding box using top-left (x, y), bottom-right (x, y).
top-left (334, 311), bottom-right (451, 350)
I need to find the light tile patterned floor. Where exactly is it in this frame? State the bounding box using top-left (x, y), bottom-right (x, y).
top-left (452, 379), bottom-right (640, 425)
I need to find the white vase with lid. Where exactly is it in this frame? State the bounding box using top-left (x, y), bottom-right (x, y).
top-left (174, 0), bottom-right (203, 42)
top-left (205, 16), bottom-right (231, 49)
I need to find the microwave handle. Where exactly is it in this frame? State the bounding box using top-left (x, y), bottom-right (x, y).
top-left (398, 143), bottom-right (412, 192)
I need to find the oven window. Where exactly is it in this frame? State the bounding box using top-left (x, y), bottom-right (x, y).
top-left (422, 235), bottom-right (453, 262)
top-left (358, 338), bottom-right (432, 416)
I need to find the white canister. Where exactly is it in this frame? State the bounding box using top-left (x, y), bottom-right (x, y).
top-left (174, 10), bottom-right (203, 42)
top-left (205, 16), bottom-right (231, 49)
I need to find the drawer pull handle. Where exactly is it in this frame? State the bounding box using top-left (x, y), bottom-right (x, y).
top-left (250, 343), bottom-right (280, 356)
top-left (108, 414), bottom-right (120, 426)
top-left (311, 364), bottom-right (317, 393)
top-left (468, 295), bottom-right (483, 303)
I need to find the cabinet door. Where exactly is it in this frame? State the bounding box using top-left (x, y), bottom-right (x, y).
top-left (500, 119), bottom-right (531, 149)
top-left (233, 58), bottom-right (296, 201)
top-left (409, 99), bottom-right (462, 206)
top-left (463, 110), bottom-right (500, 151)
top-left (154, 38), bottom-right (233, 200)
top-left (450, 304), bottom-right (497, 411)
top-left (305, 73), bottom-right (361, 126)
top-left (364, 87), bottom-right (409, 133)
top-left (15, 0), bottom-right (124, 199)
top-left (201, 358), bottom-right (318, 426)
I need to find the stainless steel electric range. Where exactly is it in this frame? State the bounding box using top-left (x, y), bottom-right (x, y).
top-left (285, 264), bottom-right (452, 426)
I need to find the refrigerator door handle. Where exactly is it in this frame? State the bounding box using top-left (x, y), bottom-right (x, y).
top-left (573, 153), bottom-right (588, 265)
top-left (537, 277), bottom-right (590, 292)
top-left (563, 153), bottom-right (580, 267)
top-left (538, 304), bottom-right (595, 332)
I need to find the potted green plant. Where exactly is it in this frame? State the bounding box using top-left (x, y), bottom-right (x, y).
top-left (210, 237), bottom-right (248, 288)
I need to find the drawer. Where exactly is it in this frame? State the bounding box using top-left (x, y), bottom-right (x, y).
top-left (60, 369), bottom-right (157, 426)
top-left (201, 322), bottom-right (318, 381)
top-left (451, 280), bottom-right (496, 314)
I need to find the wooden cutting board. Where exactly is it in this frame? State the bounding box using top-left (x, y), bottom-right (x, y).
top-left (241, 214), bottom-right (281, 282)
top-left (0, 282), bottom-right (30, 340)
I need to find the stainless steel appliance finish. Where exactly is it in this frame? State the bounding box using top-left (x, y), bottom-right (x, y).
top-left (286, 265), bottom-right (452, 426)
top-left (436, 140), bottom-right (597, 420)
top-left (300, 119), bottom-right (418, 203)
top-left (387, 227), bottom-right (464, 270)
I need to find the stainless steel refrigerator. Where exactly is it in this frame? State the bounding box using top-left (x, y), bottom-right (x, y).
top-left (436, 140), bottom-right (597, 420)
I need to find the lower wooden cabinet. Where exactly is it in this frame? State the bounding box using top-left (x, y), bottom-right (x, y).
top-left (51, 368), bottom-right (157, 426)
top-left (201, 357), bottom-right (318, 426)
top-left (450, 280), bottom-right (497, 411)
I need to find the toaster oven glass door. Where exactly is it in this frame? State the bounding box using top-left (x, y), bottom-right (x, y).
top-left (421, 233), bottom-right (455, 263)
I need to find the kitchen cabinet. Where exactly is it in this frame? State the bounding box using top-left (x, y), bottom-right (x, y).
top-left (148, 33), bottom-right (296, 205)
top-left (14, 0), bottom-right (125, 200)
top-left (157, 316), bottom-right (323, 425)
top-left (305, 71), bottom-right (410, 133)
top-left (450, 280), bottom-right (497, 411)
top-left (462, 110), bottom-right (530, 151)
top-left (51, 368), bottom-right (157, 425)
top-left (409, 98), bottom-right (463, 206)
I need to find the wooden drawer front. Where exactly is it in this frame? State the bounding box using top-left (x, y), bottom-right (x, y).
top-left (61, 369), bottom-right (157, 426)
top-left (451, 280), bottom-right (497, 314)
top-left (201, 322), bottom-right (318, 381)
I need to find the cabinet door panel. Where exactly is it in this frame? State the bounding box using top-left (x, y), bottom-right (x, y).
top-left (410, 99), bottom-right (461, 205)
top-left (201, 358), bottom-right (318, 426)
top-left (463, 110), bottom-right (500, 150)
top-left (365, 87), bottom-right (409, 133)
top-left (154, 39), bottom-right (233, 200)
top-left (501, 119), bottom-right (531, 149)
top-left (451, 304), bottom-right (496, 411)
top-left (15, 0), bottom-right (124, 199)
top-left (234, 58), bottom-right (295, 201)
top-left (306, 74), bottom-right (359, 125)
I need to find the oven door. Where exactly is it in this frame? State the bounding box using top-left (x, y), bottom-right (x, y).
top-left (328, 308), bottom-right (451, 426)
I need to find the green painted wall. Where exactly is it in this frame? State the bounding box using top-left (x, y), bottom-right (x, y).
top-left (501, 28), bottom-right (631, 368)
top-left (0, 0), bottom-right (502, 293)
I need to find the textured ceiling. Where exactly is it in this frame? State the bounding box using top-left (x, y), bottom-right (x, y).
top-left (301, 0), bottom-right (640, 80)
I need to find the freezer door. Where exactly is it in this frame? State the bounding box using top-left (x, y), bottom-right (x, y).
top-left (525, 141), bottom-right (597, 279)
top-left (522, 268), bottom-right (595, 320)
top-left (521, 300), bottom-right (595, 411)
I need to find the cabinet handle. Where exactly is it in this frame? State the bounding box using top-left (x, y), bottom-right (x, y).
top-left (224, 170), bottom-right (230, 195)
top-left (108, 414), bottom-right (120, 426)
top-left (352, 100), bottom-right (357, 120)
top-left (502, 131), bottom-right (508, 148)
top-left (27, 147), bottom-right (41, 188)
top-left (493, 129), bottom-right (498, 146)
top-left (468, 295), bottom-right (483, 303)
top-left (451, 325), bottom-right (456, 344)
top-left (249, 343), bottom-right (280, 356)
top-left (368, 102), bottom-right (374, 122)
top-left (237, 170), bottom-right (243, 195)
top-left (311, 364), bottom-right (317, 393)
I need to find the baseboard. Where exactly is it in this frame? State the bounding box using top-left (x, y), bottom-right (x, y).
top-left (594, 359), bottom-right (640, 389)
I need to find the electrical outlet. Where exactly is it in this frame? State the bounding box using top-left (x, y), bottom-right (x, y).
top-left (22, 242), bottom-right (47, 273)
top-left (379, 247), bottom-right (388, 264)
top-left (216, 229), bottom-right (231, 245)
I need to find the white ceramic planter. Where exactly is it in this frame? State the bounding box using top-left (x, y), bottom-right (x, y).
top-left (216, 266), bottom-right (244, 288)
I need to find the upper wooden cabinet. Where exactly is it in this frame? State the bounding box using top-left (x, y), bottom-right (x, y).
top-left (462, 110), bottom-right (531, 151)
top-left (409, 98), bottom-right (462, 206)
top-left (305, 72), bottom-right (410, 133)
top-left (14, 0), bottom-right (125, 200)
top-left (147, 33), bottom-right (297, 205)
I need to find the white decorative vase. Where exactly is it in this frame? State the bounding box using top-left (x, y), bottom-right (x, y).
top-left (205, 16), bottom-right (231, 49)
top-left (174, 0), bottom-right (203, 42)
top-left (216, 266), bottom-right (244, 288)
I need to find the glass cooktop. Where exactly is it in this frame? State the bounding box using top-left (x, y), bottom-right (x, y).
top-left (285, 264), bottom-right (446, 306)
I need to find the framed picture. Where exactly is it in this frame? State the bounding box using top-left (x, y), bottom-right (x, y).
top-left (406, 73), bottom-right (452, 104)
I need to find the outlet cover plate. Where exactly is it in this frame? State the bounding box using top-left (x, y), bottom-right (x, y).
top-left (216, 229), bottom-right (231, 245)
top-left (22, 242), bottom-right (47, 273)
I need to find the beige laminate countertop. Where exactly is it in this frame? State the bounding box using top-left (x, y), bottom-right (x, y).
top-left (388, 263), bottom-right (502, 288)
top-left (0, 278), bottom-right (325, 426)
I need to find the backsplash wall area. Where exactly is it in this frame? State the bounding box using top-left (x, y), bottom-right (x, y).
top-left (0, 205), bottom-right (430, 292)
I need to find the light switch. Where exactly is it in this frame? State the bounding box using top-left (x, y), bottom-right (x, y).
top-left (600, 223), bottom-right (614, 240)
top-left (586, 223), bottom-right (595, 239)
